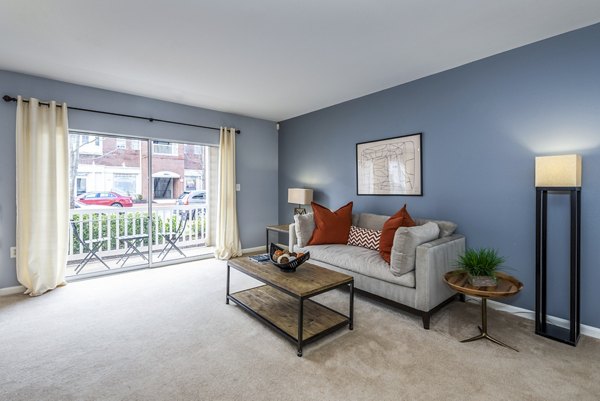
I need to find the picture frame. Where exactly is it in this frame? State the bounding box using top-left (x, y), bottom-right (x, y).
top-left (356, 133), bottom-right (422, 196)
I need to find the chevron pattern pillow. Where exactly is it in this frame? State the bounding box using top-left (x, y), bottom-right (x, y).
top-left (347, 225), bottom-right (381, 251)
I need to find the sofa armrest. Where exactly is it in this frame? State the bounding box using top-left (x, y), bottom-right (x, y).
top-left (414, 234), bottom-right (465, 311)
top-left (289, 223), bottom-right (297, 252)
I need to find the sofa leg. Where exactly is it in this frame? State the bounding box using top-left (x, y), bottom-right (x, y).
top-left (422, 313), bottom-right (430, 330)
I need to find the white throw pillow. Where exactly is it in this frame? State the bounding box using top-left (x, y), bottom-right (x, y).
top-left (389, 222), bottom-right (440, 276)
top-left (294, 213), bottom-right (315, 248)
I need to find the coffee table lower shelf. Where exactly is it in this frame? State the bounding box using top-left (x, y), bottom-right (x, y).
top-left (228, 285), bottom-right (349, 356)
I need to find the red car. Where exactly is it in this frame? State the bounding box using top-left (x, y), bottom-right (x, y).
top-left (77, 191), bottom-right (133, 207)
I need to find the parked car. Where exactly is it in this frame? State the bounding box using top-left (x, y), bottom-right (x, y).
top-left (176, 190), bottom-right (206, 205)
top-left (176, 190), bottom-right (206, 218)
top-left (72, 200), bottom-right (112, 209)
top-left (77, 191), bottom-right (133, 207)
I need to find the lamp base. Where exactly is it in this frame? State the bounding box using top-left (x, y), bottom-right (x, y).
top-left (294, 207), bottom-right (306, 215)
top-left (536, 323), bottom-right (579, 346)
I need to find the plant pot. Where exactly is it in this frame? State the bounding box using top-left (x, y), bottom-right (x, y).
top-left (468, 275), bottom-right (497, 287)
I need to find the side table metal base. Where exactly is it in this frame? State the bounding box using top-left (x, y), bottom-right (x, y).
top-left (461, 298), bottom-right (519, 352)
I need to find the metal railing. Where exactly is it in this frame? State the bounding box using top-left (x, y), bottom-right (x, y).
top-left (67, 204), bottom-right (207, 261)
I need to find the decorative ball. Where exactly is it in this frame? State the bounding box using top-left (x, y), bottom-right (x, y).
top-left (277, 255), bottom-right (290, 264)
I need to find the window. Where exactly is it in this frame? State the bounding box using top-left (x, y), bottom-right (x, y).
top-left (153, 141), bottom-right (178, 155)
top-left (185, 176), bottom-right (198, 191)
top-left (76, 176), bottom-right (87, 195)
top-left (113, 173), bottom-right (137, 195)
top-left (77, 134), bottom-right (103, 155)
top-left (67, 130), bottom-right (214, 276)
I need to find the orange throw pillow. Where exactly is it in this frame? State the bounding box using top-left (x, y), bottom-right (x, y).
top-left (379, 204), bottom-right (416, 263)
top-left (308, 201), bottom-right (353, 245)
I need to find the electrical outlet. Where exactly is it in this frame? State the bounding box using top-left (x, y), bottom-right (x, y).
top-left (10, 247), bottom-right (16, 258)
top-left (236, 184), bottom-right (240, 191)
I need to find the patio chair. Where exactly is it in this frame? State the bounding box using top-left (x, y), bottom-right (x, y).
top-left (157, 214), bottom-right (188, 261)
top-left (70, 221), bottom-right (110, 274)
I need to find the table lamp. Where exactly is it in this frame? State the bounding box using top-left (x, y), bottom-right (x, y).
top-left (288, 188), bottom-right (313, 215)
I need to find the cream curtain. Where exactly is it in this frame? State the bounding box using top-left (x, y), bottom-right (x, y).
top-left (214, 127), bottom-right (242, 259)
top-left (204, 146), bottom-right (219, 247)
top-left (16, 96), bottom-right (70, 295)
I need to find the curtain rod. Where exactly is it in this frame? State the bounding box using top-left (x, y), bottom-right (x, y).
top-left (2, 95), bottom-right (240, 134)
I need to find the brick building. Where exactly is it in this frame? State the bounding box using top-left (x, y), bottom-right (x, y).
top-left (73, 134), bottom-right (206, 201)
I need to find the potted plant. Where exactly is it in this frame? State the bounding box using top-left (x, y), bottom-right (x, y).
top-left (456, 248), bottom-right (505, 287)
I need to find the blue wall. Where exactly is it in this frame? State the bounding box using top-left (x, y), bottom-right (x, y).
top-left (0, 70), bottom-right (278, 289)
top-left (278, 23), bottom-right (600, 328)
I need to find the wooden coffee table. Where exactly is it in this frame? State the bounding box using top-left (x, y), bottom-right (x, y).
top-left (444, 271), bottom-right (523, 351)
top-left (226, 256), bottom-right (354, 357)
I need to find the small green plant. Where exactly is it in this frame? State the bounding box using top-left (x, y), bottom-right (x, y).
top-left (456, 248), bottom-right (505, 278)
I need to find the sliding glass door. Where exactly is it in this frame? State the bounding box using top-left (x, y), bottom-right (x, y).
top-left (150, 141), bottom-right (212, 264)
top-left (67, 132), bottom-right (150, 276)
top-left (66, 132), bottom-right (214, 277)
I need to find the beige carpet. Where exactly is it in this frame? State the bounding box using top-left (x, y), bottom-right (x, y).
top-left (1, 257), bottom-right (599, 401)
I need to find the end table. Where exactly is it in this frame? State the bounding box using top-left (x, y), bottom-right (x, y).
top-left (444, 271), bottom-right (523, 352)
top-left (265, 224), bottom-right (290, 252)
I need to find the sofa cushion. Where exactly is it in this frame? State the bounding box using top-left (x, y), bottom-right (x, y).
top-left (347, 225), bottom-right (381, 251)
top-left (390, 222), bottom-right (440, 276)
top-left (298, 244), bottom-right (415, 288)
top-left (308, 201), bottom-right (353, 245)
top-left (379, 205), bottom-right (416, 263)
top-left (414, 218), bottom-right (457, 238)
top-left (359, 214), bottom-right (458, 238)
top-left (294, 213), bottom-right (315, 248)
top-left (356, 213), bottom-right (389, 231)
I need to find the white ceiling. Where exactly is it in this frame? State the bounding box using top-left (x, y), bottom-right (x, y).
top-left (1, 1), bottom-right (600, 122)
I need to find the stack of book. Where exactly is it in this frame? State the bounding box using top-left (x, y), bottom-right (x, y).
top-left (248, 253), bottom-right (270, 263)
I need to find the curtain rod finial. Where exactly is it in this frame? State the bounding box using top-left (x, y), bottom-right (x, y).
top-left (3, 95), bottom-right (16, 102)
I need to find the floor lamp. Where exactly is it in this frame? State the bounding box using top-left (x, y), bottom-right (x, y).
top-left (535, 154), bottom-right (581, 346)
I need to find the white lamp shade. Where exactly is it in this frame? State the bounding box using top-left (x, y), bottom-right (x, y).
top-left (535, 154), bottom-right (582, 187)
top-left (288, 188), bottom-right (313, 205)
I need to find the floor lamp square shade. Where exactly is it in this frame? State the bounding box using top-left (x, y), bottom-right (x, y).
top-left (535, 154), bottom-right (581, 187)
top-left (288, 188), bottom-right (313, 215)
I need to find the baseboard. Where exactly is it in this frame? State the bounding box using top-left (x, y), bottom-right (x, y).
top-left (465, 296), bottom-right (600, 340)
top-left (242, 244), bottom-right (290, 254)
top-left (242, 246), bottom-right (265, 254)
top-left (0, 285), bottom-right (25, 296)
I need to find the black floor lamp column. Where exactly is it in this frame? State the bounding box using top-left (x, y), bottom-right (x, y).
top-left (534, 155), bottom-right (582, 346)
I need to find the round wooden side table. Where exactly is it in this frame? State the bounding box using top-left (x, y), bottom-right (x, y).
top-left (444, 271), bottom-right (523, 352)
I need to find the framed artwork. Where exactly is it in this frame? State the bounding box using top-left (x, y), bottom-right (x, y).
top-left (356, 133), bottom-right (422, 196)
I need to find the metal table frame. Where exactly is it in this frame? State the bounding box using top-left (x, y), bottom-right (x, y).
top-left (461, 298), bottom-right (518, 352)
top-left (116, 234), bottom-right (149, 266)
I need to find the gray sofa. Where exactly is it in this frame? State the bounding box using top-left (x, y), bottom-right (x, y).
top-left (289, 212), bottom-right (465, 328)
